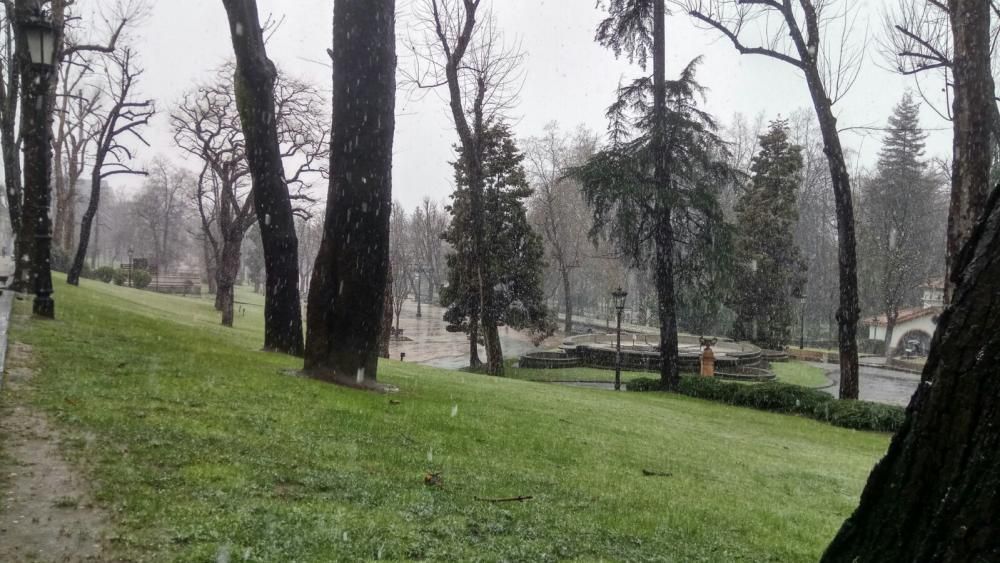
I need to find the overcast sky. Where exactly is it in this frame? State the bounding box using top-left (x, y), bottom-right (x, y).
top-left (112, 0), bottom-right (951, 211)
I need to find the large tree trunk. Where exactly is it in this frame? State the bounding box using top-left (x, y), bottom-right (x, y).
top-left (803, 68), bottom-right (861, 399)
top-left (883, 318), bottom-right (896, 358)
top-left (304, 0), bottom-right (395, 387)
top-left (203, 237), bottom-right (218, 295)
top-left (561, 266), bottom-right (573, 334)
top-left (67, 166), bottom-right (102, 286)
top-left (2, 14), bottom-right (22, 289)
top-left (380, 263), bottom-right (392, 359)
top-left (655, 208), bottom-right (680, 389)
top-left (652, 0), bottom-right (680, 390)
top-left (944, 0), bottom-right (993, 305)
top-left (468, 312), bottom-right (482, 368)
top-left (216, 236), bottom-right (242, 327)
top-left (821, 183), bottom-right (1000, 561)
top-left (483, 323), bottom-right (503, 375)
top-left (222, 0), bottom-right (305, 356)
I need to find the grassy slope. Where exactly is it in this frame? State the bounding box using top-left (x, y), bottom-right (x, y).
top-left (5, 279), bottom-right (888, 561)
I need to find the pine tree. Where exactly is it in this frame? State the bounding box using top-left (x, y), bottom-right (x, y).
top-left (441, 122), bottom-right (552, 370)
top-left (858, 93), bottom-right (941, 356)
top-left (731, 120), bottom-right (806, 349)
top-left (571, 58), bottom-right (733, 389)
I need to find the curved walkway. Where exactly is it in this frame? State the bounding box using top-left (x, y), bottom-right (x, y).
top-left (812, 362), bottom-right (920, 407)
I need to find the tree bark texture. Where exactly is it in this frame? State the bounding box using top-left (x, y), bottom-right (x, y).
top-left (304, 0), bottom-right (395, 385)
top-left (787, 13), bottom-right (861, 399)
top-left (561, 266), bottom-right (573, 334)
top-left (655, 206), bottom-right (680, 389)
top-left (822, 184), bottom-right (1000, 562)
top-left (652, 0), bottom-right (680, 389)
top-left (945, 0), bottom-right (993, 305)
top-left (221, 0), bottom-right (305, 355)
top-left (216, 234), bottom-right (243, 327)
top-left (380, 262), bottom-right (392, 359)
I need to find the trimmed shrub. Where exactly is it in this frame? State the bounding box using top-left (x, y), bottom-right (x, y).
top-left (676, 376), bottom-right (742, 403)
top-left (113, 270), bottom-right (127, 286)
top-left (813, 400), bottom-right (905, 433)
top-left (95, 266), bottom-right (116, 283)
top-left (731, 382), bottom-right (833, 414)
top-left (132, 269), bottom-right (152, 289)
top-left (630, 375), bottom-right (901, 433)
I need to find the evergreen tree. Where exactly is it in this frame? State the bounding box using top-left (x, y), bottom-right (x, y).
top-left (731, 120), bottom-right (806, 349)
top-left (858, 93), bottom-right (942, 355)
top-left (441, 122), bottom-right (553, 369)
top-left (571, 59), bottom-right (733, 389)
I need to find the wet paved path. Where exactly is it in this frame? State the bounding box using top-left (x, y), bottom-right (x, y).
top-left (812, 362), bottom-right (920, 407)
top-left (390, 296), bottom-right (921, 406)
top-left (388, 300), bottom-right (558, 370)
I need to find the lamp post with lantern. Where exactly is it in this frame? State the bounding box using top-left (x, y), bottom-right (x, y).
top-left (19, 5), bottom-right (57, 318)
top-left (612, 286), bottom-right (628, 391)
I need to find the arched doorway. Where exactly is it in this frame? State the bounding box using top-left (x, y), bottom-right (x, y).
top-left (897, 329), bottom-right (932, 357)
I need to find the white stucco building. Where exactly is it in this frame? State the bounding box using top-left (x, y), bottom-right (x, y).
top-left (865, 279), bottom-right (944, 356)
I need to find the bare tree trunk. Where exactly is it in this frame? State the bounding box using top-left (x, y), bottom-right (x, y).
top-left (652, 0), bottom-right (680, 390)
top-left (1, 12), bottom-right (22, 289)
top-left (380, 263), bottom-right (392, 359)
top-left (68, 167), bottom-right (102, 286)
top-left (804, 69), bottom-right (861, 399)
top-left (883, 318), bottom-right (896, 358)
top-left (655, 208), bottom-right (680, 389)
top-left (203, 237), bottom-right (218, 295)
top-left (561, 266), bottom-right (573, 334)
top-left (468, 312), bottom-right (482, 368)
top-left (222, 0), bottom-right (305, 355)
top-left (216, 236), bottom-right (242, 327)
top-left (945, 0), bottom-right (993, 305)
top-left (304, 0), bottom-right (395, 386)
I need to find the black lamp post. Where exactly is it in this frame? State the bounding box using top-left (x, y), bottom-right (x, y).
top-left (612, 286), bottom-right (628, 391)
top-left (127, 246), bottom-right (134, 287)
top-left (21, 7), bottom-right (57, 318)
top-left (799, 294), bottom-right (807, 350)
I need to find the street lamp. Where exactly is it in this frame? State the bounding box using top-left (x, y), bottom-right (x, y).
top-left (127, 246), bottom-right (134, 287)
top-left (22, 7), bottom-right (57, 318)
top-left (612, 286), bottom-right (628, 391)
top-left (799, 294), bottom-right (807, 350)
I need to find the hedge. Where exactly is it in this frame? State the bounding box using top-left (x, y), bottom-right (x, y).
top-left (628, 376), bottom-right (904, 433)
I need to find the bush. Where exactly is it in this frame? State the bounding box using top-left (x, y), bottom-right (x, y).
top-left (731, 382), bottom-right (833, 414)
top-left (813, 400), bottom-right (906, 433)
top-left (676, 376), bottom-right (742, 403)
top-left (132, 269), bottom-right (152, 289)
top-left (113, 270), bottom-right (127, 286)
top-left (631, 374), bottom-right (901, 433)
top-left (95, 266), bottom-right (116, 283)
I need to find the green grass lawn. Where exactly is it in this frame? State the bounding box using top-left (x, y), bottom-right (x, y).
top-left (772, 362), bottom-right (831, 388)
top-left (2, 278), bottom-right (889, 561)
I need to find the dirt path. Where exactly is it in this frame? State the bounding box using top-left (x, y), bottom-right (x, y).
top-left (0, 342), bottom-right (109, 562)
